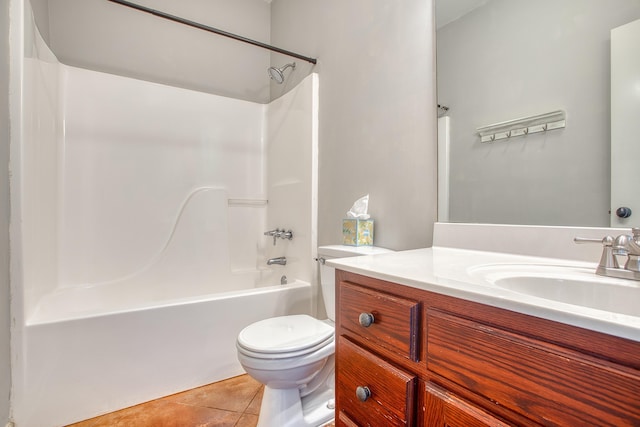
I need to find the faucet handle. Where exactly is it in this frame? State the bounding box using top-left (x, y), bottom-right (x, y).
top-left (264, 229), bottom-right (281, 245)
top-left (574, 235), bottom-right (619, 270)
top-left (263, 228), bottom-right (293, 245)
top-left (573, 236), bottom-right (611, 245)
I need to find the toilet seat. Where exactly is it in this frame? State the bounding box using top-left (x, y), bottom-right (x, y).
top-left (237, 315), bottom-right (334, 359)
top-left (238, 334), bottom-right (334, 360)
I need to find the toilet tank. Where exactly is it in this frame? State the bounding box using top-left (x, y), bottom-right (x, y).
top-left (317, 245), bottom-right (394, 321)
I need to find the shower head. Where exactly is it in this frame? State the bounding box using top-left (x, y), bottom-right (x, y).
top-left (268, 62), bottom-right (296, 84)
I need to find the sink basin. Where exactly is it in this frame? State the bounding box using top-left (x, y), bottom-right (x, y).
top-left (468, 264), bottom-right (640, 317)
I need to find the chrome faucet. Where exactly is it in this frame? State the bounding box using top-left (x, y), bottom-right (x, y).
top-left (574, 228), bottom-right (640, 280)
top-left (279, 230), bottom-right (293, 240)
top-left (264, 229), bottom-right (280, 245)
top-left (267, 256), bottom-right (287, 266)
top-left (613, 229), bottom-right (640, 273)
top-left (264, 228), bottom-right (294, 245)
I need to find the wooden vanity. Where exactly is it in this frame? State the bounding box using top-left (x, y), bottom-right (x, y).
top-left (335, 270), bottom-right (640, 426)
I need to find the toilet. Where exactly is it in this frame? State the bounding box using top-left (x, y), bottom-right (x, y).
top-left (236, 245), bottom-right (393, 427)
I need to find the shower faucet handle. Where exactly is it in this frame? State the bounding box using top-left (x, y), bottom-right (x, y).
top-left (263, 229), bottom-right (293, 245)
top-left (264, 229), bottom-right (279, 245)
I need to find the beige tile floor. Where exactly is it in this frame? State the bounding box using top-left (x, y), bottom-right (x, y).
top-left (66, 374), bottom-right (335, 427)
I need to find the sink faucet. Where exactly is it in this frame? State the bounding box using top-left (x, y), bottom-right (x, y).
top-left (574, 228), bottom-right (640, 281)
top-left (267, 256), bottom-right (287, 266)
top-left (613, 229), bottom-right (640, 272)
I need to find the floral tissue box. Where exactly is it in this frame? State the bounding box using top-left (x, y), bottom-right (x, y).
top-left (342, 219), bottom-right (374, 246)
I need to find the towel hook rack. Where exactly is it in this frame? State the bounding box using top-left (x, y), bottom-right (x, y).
top-left (477, 110), bottom-right (566, 143)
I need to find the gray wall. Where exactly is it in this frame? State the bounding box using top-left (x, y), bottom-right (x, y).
top-left (438, 0), bottom-right (640, 227)
top-left (32, 0), bottom-right (438, 250)
top-left (272, 0), bottom-right (438, 250)
top-left (1, 0), bottom-right (12, 423)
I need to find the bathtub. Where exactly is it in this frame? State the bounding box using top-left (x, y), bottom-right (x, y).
top-left (20, 280), bottom-right (312, 427)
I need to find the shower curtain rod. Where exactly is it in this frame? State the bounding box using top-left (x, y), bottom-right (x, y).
top-left (106, 0), bottom-right (318, 65)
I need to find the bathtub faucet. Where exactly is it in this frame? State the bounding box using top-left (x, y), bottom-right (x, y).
top-left (267, 256), bottom-right (287, 266)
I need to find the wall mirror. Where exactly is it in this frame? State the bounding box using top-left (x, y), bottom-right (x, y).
top-left (436, 0), bottom-right (640, 228)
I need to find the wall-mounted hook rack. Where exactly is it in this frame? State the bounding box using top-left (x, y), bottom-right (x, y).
top-left (477, 110), bottom-right (566, 143)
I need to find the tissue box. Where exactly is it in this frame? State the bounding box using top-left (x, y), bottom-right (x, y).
top-left (342, 219), bottom-right (374, 246)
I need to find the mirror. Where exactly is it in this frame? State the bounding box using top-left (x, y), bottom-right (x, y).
top-left (436, 0), bottom-right (640, 227)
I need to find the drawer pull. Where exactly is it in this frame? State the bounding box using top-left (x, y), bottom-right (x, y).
top-left (355, 386), bottom-right (371, 402)
top-left (358, 312), bottom-right (375, 327)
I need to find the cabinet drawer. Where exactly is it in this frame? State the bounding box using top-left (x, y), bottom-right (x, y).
top-left (339, 281), bottom-right (420, 360)
top-left (426, 309), bottom-right (640, 426)
top-left (337, 336), bottom-right (416, 426)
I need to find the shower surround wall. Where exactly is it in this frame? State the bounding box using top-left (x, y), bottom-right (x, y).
top-left (11, 5), bottom-right (319, 426)
top-left (60, 66), bottom-right (267, 294)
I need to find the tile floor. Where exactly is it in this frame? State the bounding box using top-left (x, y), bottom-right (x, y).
top-left (66, 374), bottom-right (336, 427)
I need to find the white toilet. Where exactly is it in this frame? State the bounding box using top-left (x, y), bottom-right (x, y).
top-left (236, 245), bottom-right (393, 427)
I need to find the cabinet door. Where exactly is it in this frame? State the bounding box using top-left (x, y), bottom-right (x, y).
top-left (426, 309), bottom-right (640, 426)
top-left (423, 382), bottom-right (514, 427)
top-left (337, 337), bottom-right (416, 426)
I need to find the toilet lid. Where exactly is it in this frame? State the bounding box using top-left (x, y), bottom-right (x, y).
top-left (237, 315), bottom-right (334, 354)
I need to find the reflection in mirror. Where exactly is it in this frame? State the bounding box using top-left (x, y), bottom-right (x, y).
top-left (436, 0), bottom-right (640, 227)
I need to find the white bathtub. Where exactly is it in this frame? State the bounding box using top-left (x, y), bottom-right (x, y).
top-left (20, 280), bottom-right (312, 427)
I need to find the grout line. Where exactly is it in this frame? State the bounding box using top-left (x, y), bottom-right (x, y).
top-left (240, 385), bottom-right (263, 413)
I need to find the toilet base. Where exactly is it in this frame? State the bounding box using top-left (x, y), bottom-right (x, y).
top-left (257, 382), bottom-right (334, 427)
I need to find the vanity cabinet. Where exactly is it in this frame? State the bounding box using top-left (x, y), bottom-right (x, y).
top-left (335, 270), bottom-right (640, 427)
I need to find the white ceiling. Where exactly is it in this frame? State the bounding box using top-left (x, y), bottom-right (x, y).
top-left (435, 0), bottom-right (488, 29)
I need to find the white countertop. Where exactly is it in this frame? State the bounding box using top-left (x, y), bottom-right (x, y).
top-left (327, 247), bottom-right (640, 342)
